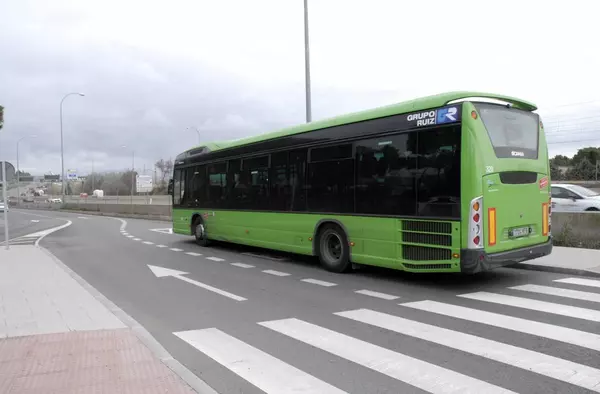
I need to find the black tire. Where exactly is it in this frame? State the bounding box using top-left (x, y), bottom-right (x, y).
top-left (586, 207), bottom-right (599, 212)
top-left (192, 216), bottom-right (211, 247)
top-left (317, 225), bottom-right (351, 273)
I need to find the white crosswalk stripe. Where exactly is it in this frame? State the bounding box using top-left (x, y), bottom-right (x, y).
top-left (554, 277), bottom-right (600, 289)
top-left (458, 291), bottom-right (600, 322)
top-left (510, 284), bottom-right (600, 303)
top-left (174, 328), bottom-right (348, 394)
top-left (336, 308), bottom-right (600, 391)
top-left (174, 279), bottom-right (600, 393)
top-left (401, 300), bottom-right (600, 352)
top-left (259, 318), bottom-right (516, 394)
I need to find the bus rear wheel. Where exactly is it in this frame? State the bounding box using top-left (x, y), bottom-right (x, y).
top-left (318, 225), bottom-right (351, 273)
top-left (193, 217), bottom-right (211, 247)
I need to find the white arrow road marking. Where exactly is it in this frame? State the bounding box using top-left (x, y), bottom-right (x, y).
top-left (150, 228), bottom-right (173, 234)
top-left (147, 265), bottom-right (247, 302)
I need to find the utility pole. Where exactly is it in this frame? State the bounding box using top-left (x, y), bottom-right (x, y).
top-left (303, 0), bottom-right (312, 123)
top-left (2, 160), bottom-right (8, 249)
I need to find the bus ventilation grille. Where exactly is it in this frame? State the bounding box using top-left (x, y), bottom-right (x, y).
top-left (402, 246), bottom-right (452, 261)
top-left (404, 263), bottom-right (452, 270)
top-left (402, 232), bottom-right (452, 247)
top-left (402, 220), bottom-right (452, 234)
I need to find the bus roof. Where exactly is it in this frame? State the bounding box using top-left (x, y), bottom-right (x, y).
top-left (185, 91), bottom-right (537, 155)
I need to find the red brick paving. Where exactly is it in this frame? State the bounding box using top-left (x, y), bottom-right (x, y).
top-left (0, 328), bottom-right (197, 394)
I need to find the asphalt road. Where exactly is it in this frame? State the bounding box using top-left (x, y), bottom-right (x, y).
top-left (24, 208), bottom-right (600, 394)
top-left (0, 209), bottom-right (68, 246)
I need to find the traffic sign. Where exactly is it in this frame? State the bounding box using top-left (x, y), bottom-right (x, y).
top-left (0, 161), bottom-right (15, 182)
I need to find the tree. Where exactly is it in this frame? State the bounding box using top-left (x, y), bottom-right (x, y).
top-left (550, 155), bottom-right (571, 166)
top-left (121, 170), bottom-right (137, 195)
top-left (154, 158), bottom-right (173, 193)
top-left (550, 161), bottom-right (563, 181)
top-left (16, 170), bottom-right (31, 177)
top-left (572, 147), bottom-right (600, 166)
top-left (82, 173), bottom-right (104, 194)
top-left (566, 157), bottom-right (596, 180)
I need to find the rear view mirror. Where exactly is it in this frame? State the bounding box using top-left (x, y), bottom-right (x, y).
top-left (167, 179), bottom-right (174, 195)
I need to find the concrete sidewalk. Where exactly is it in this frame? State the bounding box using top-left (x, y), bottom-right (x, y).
top-left (0, 246), bottom-right (197, 393)
top-left (513, 246), bottom-right (600, 278)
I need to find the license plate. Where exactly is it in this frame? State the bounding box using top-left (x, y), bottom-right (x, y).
top-left (510, 227), bottom-right (529, 238)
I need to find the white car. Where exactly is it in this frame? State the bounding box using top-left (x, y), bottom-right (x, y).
top-left (550, 184), bottom-right (600, 212)
top-left (0, 200), bottom-right (7, 212)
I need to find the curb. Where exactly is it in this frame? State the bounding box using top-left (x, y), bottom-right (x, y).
top-left (35, 221), bottom-right (217, 394)
top-left (509, 263), bottom-right (600, 278)
top-left (15, 206), bottom-right (171, 222)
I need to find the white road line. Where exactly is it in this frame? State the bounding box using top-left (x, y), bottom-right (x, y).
top-left (555, 277), bottom-right (600, 289)
top-left (143, 241), bottom-right (154, 245)
top-left (77, 217), bottom-right (88, 219)
top-left (206, 257), bottom-right (225, 262)
top-left (458, 292), bottom-right (600, 322)
top-left (301, 279), bottom-right (337, 287)
top-left (510, 284), bottom-right (600, 303)
top-left (174, 328), bottom-right (347, 394)
top-left (263, 270), bottom-right (290, 277)
top-left (122, 233), bottom-right (129, 236)
top-left (402, 300), bottom-right (600, 352)
top-left (133, 238), bottom-right (142, 241)
top-left (156, 245), bottom-right (168, 248)
top-left (337, 308), bottom-right (600, 392)
top-left (259, 318), bottom-right (516, 394)
top-left (126, 235), bottom-right (134, 238)
top-left (170, 248), bottom-right (183, 252)
top-left (355, 289), bottom-right (399, 300)
top-left (149, 265), bottom-right (247, 302)
top-left (186, 252), bottom-right (203, 257)
top-left (231, 263), bottom-right (254, 268)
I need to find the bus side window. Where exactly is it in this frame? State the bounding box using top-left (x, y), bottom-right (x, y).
top-left (173, 169), bottom-right (182, 206)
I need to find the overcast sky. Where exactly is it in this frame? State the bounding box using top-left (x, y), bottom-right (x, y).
top-left (1, 0), bottom-right (599, 176)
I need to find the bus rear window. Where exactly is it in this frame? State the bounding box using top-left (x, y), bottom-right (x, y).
top-left (474, 103), bottom-right (539, 159)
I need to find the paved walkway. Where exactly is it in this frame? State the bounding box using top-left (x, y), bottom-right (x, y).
top-left (0, 246), bottom-right (196, 393)
top-left (514, 246), bottom-right (600, 277)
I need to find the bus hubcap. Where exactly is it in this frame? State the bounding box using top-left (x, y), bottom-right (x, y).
top-left (196, 224), bottom-right (205, 240)
top-left (324, 233), bottom-right (342, 262)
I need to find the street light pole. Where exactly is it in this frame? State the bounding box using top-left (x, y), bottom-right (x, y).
top-left (16, 135), bottom-right (36, 204)
top-left (121, 145), bottom-right (134, 207)
top-left (60, 92), bottom-right (85, 200)
top-left (187, 127), bottom-right (201, 145)
top-left (2, 160), bottom-right (8, 250)
top-left (303, 0), bottom-right (312, 123)
top-left (131, 150), bottom-right (135, 206)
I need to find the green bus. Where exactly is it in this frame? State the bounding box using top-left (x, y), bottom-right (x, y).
top-left (171, 91), bottom-right (552, 274)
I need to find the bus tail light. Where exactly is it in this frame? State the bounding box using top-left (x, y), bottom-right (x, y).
top-left (468, 197), bottom-right (483, 249)
top-left (548, 197), bottom-right (552, 235)
top-left (542, 202), bottom-right (549, 236)
top-left (488, 208), bottom-right (497, 246)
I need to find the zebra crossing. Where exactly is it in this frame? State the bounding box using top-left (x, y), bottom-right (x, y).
top-left (6, 234), bottom-right (40, 246)
top-left (174, 277), bottom-right (600, 394)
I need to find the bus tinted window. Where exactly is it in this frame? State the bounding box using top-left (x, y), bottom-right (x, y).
top-left (355, 133), bottom-right (418, 215)
top-left (207, 163), bottom-right (227, 208)
top-left (173, 169), bottom-right (182, 206)
top-left (289, 149), bottom-right (308, 211)
top-left (308, 159), bottom-right (354, 213)
top-left (188, 165), bottom-right (206, 207)
top-left (270, 152), bottom-right (289, 211)
top-left (416, 126), bottom-right (461, 218)
top-left (475, 103), bottom-right (539, 159)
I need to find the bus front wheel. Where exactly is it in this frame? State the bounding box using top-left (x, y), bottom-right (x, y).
top-left (193, 217), bottom-right (211, 247)
top-left (317, 225), bottom-right (351, 273)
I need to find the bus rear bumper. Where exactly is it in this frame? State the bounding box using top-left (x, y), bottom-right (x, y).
top-left (460, 238), bottom-right (553, 274)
